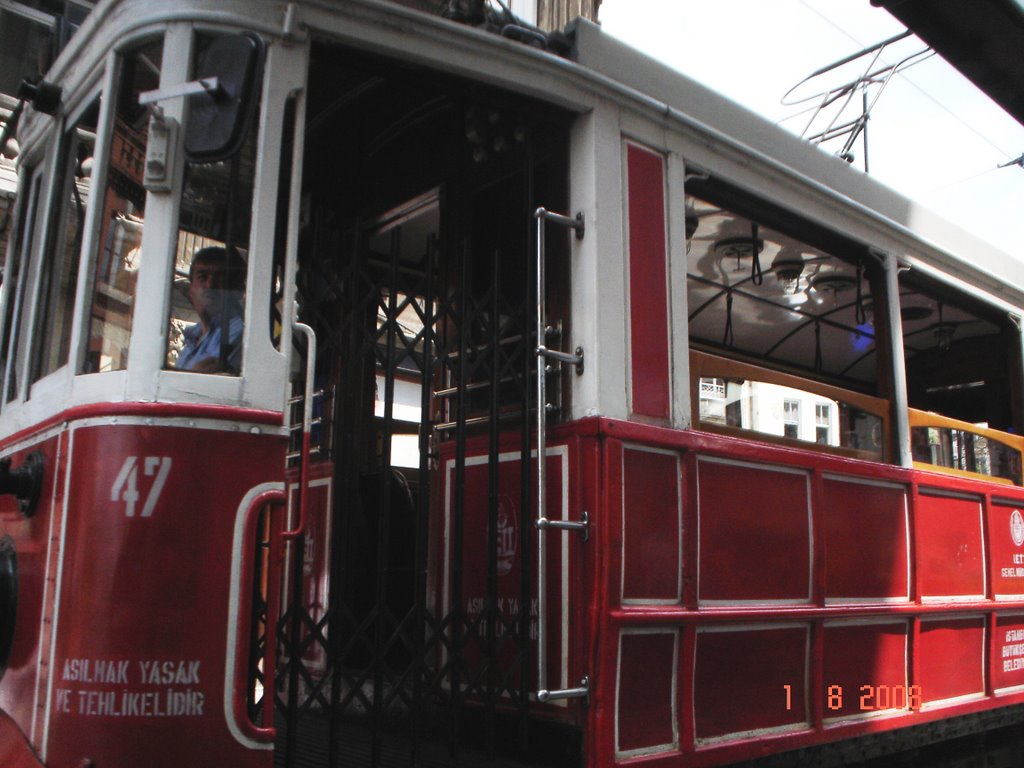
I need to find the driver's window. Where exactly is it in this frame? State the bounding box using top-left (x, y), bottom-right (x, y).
top-left (164, 32), bottom-right (261, 375)
top-left (167, 244), bottom-right (246, 373)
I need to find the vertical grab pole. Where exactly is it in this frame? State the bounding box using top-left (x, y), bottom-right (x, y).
top-left (535, 209), bottom-right (550, 703)
top-left (533, 208), bottom-right (588, 704)
top-left (282, 320), bottom-right (316, 539)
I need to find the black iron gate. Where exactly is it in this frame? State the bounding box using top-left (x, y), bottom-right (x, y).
top-left (273, 93), bottom-right (577, 763)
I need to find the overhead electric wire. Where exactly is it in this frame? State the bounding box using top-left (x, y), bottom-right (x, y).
top-left (797, 0), bottom-right (1023, 166)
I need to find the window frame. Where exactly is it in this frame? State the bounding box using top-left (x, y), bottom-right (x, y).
top-left (24, 82), bottom-right (109, 401)
top-left (0, 166), bottom-right (44, 406)
top-left (76, 34), bottom-right (164, 377)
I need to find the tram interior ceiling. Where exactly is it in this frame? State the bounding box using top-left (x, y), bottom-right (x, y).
top-left (685, 182), bottom-right (1021, 476)
top-left (276, 42), bottom-right (576, 765)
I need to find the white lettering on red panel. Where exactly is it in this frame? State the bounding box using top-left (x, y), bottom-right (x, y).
top-left (110, 456), bottom-right (172, 517)
top-left (56, 658), bottom-right (205, 717)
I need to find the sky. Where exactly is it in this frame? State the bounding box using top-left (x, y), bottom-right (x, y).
top-left (597, 0), bottom-right (1024, 257)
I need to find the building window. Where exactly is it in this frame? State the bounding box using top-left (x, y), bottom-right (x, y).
top-left (783, 399), bottom-right (800, 439)
top-left (816, 403), bottom-right (831, 445)
top-left (698, 377), bottom-right (727, 424)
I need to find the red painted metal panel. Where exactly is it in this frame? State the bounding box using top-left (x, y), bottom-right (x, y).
top-left (916, 493), bottom-right (985, 598)
top-left (0, 403), bottom-right (282, 455)
top-left (616, 630), bottom-right (678, 755)
top-left (823, 478), bottom-right (909, 601)
top-left (822, 621), bottom-right (909, 718)
top-left (993, 613), bottom-right (1024, 691)
top-left (697, 458), bottom-right (811, 603)
top-left (621, 446), bottom-right (680, 603)
top-left (44, 424), bottom-right (282, 768)
top-left (586, 418), bottom-right (1024, 765)
top-left (626, 142), bottom-right (670, 420)
top-left (439, 442), bottom-right (568, 703)
top-left (0, 709), bottom-right (43, 768)
top-left (918, 617), bottom-right (986, 703)
top-left (989, 503), bottom-right (1024, 597)
top-left (0, 436), bottom-right (63, 743)
top-left (693, 625), bottom-right (809, 741)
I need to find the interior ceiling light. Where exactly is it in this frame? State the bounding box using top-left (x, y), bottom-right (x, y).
top-left (714, 235), bottom-right (764, 271)
top-left (810, 273), bottom-right (856, 298)
top-left (771, 248), bottom-right (805, 294)
top-left (933, 302), bottom-right (956, 352)
top-left (933, 323), bottom-right (956, 352)
top-left (900, 305), bottom-right (933, 322)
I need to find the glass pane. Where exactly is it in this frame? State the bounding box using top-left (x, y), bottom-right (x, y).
top-left (698, 377), bottom-right (883, 459)
top-left (81, 39), bottom-right (163, 374)
top-left (32, 99), bottom-right (100, 383)
top-left (0, 10), bottom-right (51, 95)
top-left (164, 33), bottom-right (259, 376)
top-left (168, 242), bottom-right (246, 373)
top-left (911, 425), bottom-right (1022, 485)
top-left (686, 193), bottom-right (878, 389)
top-left (2, 172), bottom-right (42, 403)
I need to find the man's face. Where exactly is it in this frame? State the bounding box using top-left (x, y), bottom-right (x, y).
top-left (188, 260), bottom-right (239, 321)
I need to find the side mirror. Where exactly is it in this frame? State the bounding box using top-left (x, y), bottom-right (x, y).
top-left (184, 33), bottom-right (264, 163)
top-left (0, 452), bottom-right (43, 518)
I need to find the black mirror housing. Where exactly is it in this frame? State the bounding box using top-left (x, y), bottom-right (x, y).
top-left (184, 33), bottom-right (264, 163)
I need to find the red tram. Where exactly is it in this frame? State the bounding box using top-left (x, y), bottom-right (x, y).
top-left (2, 2), bottom-right (1024, 766)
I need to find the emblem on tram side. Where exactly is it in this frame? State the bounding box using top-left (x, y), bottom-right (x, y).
top-left (1011, 509), bottom-right (1024, 547)
top-left (496, 495), bottom-right (518, 576)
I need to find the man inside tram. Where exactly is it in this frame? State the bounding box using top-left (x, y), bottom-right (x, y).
top-left (176, 245), bottom-right (245, 374)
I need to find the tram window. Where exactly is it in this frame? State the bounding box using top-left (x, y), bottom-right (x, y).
top-left (900, 277), bottom-right (1015, 428)
top-left (1, 170), bottom-right (42, 404)
top-left (0, 7), bottom-right (50, 95)
top-left (694, 362), bottom-right (885, 460)
top-left (31, 98), bottom-right (100, 385)
top-left (686, 193), bottom-right (880, 388)
top-left (80, 38), bottom-right (163, 374)
top-left (901, 274), bottom-right (1022, 482)
top-left (686, 191), bottom-right (887, 458)
top-left (164, 33), bottom-right (261, 375)
top-left (911, 423), bottom-right (1022, 485)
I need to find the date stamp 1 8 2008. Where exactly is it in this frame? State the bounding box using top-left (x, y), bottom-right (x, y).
top-left (784, 684), bottom-right (922, 712)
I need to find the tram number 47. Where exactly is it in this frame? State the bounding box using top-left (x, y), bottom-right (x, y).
top-left (110, 457), bottom-right (172, 518)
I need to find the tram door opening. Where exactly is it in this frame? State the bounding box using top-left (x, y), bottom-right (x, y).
top-left (277, 45), bottom-right (577, 767)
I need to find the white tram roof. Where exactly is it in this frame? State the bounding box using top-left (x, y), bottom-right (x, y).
top-left (21, 0), bottom-right (1024, 312)
top-left (566, 18), bottom-right (1024, 309)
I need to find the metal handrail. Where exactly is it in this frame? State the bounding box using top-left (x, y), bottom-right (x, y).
top-left (533, 207), bottom-right (589, 704)
top-left (229, 487), bottom-right (285, 744)
top-left (282, 321), bottom-right (316, 539)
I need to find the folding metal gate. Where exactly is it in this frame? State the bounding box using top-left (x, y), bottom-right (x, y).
top-left (273, 152), bottom-right (578, 765)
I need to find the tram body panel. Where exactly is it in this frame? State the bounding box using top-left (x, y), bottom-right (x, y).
top-left (590, 420), bottom-right (1024, 765)
top-left (433, 433), bottom-right (594, 724)
top-left (1, 418), bottom-right (284, 768)
top-left (0, 435), bottom-right (66, 746)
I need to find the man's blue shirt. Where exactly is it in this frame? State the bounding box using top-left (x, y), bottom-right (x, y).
top-left (176, 312), bottom-right (243, 373)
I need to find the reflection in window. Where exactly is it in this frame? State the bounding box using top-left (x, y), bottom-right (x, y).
top-left (32, 99), bottom-right (99, 384)
top-left (911, 425), bottom-right (1022, 485)
top-left (0, 8), bottom-right (51, 95)
top-left (698, 377), bottom-right (883, 459)
top-left (81, 39), bottom-right (163, 373)
top-left (2, 171), bottom-right (42, 403)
